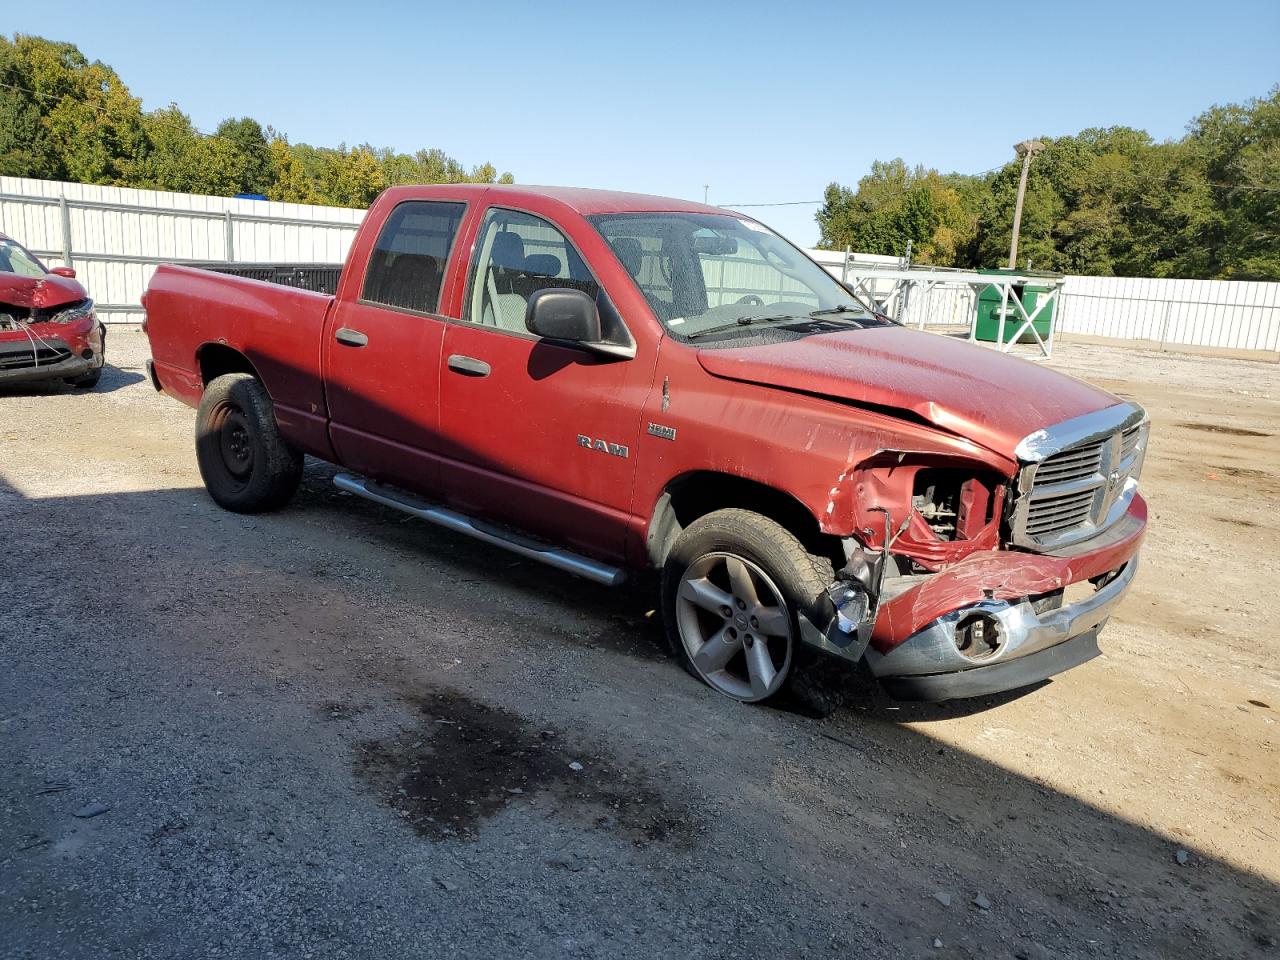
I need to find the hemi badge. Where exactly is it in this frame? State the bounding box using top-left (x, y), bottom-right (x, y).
top-left (647, 423), bottom-right (677, 441)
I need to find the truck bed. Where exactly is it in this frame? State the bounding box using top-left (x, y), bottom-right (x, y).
top-left (144, 263), bottom-right (336, 456)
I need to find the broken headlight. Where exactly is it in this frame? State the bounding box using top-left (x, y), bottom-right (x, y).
top-left (48, 299), bottom-right (97, 324)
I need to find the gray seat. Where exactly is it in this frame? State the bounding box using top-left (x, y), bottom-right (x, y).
top-left (482, 233), bottom-right (530, 331)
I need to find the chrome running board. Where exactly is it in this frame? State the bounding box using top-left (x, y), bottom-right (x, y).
top-left (333, 473), bottom-right (626, 587)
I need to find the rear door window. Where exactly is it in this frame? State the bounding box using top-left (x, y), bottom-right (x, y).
top-left (361, 201), bottom-right (466, 315)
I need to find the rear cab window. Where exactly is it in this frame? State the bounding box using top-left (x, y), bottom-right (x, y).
top-left (361, 201), bottom-right (467, 315)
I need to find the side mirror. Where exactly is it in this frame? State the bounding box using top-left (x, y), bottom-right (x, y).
top-left (526, 288), bottom-right (602, 344)
top-left (50, 266), bottom-right (77, 279)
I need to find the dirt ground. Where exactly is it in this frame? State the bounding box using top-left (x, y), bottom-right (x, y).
top-left (1, 329), bottom-right (1277, 959)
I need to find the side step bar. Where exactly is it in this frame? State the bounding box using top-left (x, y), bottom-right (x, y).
top-left (332, 473), bottom-right (626, 587)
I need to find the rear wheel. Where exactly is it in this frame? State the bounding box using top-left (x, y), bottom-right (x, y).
top-left (196, 373), bottom-right (302, 512)
top-left (661, 508), bottom-right (835, 705)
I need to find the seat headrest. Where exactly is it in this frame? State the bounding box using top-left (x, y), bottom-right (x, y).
top-left (386, 253), bottom-right (438, 281)
top-left (611, 237), bottom-right (643, 277)
top-left (491, 232), bottom-right (525, 270)
top-left (522, 253), bottom-right (561, 278)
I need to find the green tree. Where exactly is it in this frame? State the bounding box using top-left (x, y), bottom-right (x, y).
top-left (818, 160), bottom-right (978, 266)
top-left (214, 117), bottom-right (272, 195)
top-left (0, 32), bottom-right (517, 211)
top-left (0, 37), bottom-right (60, 178)
top-left (2, 34), bottom-right (146, 185)
top-left (265, 138), bottom-right (319, 204)
top-left (321, 145), bottom-right (384, 207)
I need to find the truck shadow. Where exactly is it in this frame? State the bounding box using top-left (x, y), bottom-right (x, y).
top-left (1, 470), bottom-right (1276, 958)
top-left (293, 457), bottom-right (1052, 719)
top-left (0, 362), bottom-right (145, 396)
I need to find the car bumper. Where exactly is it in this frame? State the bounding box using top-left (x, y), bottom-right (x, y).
top-left (0, 321), bottom-right (104, 384)
top-left (865, 496), bottom-right (1146, 701)
top-left (871, 558), bottom-right (1136, 700)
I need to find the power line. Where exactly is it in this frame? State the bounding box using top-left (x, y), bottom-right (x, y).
top-left (722, 162), bottom-right (1280, 208)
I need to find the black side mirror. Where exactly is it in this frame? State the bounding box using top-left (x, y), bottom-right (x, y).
top-left (526, 288), bottom-right (602, 343)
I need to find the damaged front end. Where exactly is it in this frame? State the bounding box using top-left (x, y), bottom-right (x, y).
top-left (0, 299), bottom-right (104, 383)
top-left (798, 403), bottom-right (1149, 701)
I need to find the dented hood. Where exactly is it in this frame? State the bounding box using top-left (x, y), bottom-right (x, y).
top-left (0, 272), bottom-right (88, 311)
top-left (695, 326), bottom-right (1121, 458)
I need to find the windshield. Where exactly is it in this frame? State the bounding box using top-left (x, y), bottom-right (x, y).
top-left (589, 212), bottom-right (883, 341)
top-left (0, 239), bottom-right (48, 278)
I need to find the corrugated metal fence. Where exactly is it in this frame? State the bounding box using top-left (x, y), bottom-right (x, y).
top-left (811, 253), bottom-right (1280, 355)
top-left (1, 176), bottom-right (1277, 354)
top-left (0, 176), bottom-right (363, 324)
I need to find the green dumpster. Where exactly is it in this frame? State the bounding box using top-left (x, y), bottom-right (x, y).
top-left (974, 268), bottom-right (1060, 344)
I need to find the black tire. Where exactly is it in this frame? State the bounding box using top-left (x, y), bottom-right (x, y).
top-left (195, 373), bottom-right (302, 512)
top-left (660, 508), bottom-right (843, 709)
top-left (66, 367), bottom-right (101, 389)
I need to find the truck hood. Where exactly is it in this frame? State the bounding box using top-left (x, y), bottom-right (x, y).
top-left (0, 272), bottom-right (88, 311)
top-left (695, 326), bottom-right (1121, 459)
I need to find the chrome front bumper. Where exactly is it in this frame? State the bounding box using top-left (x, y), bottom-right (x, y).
top-left (868, 558), bottom-right (1138, 685)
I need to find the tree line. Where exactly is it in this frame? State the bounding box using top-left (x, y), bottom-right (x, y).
top-left (0, 34), bottom-right (513, 208)
top-left (816, 88), bottom-right (1279, 281)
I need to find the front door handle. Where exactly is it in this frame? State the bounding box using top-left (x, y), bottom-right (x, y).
top-left (447, 354), bottom-right (491, 377)
top-left (335, 327), bottom-right (368, 347)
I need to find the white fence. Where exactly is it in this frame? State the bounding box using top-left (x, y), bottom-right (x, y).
top-left (1, 176), bottom-right (1277, 354)
top-left (1056, 275), bottom-right (1280, 353)
top-left (810, 252), bottom-right (1280, 355)
top-left (0, 176), bottom-right (364, 324)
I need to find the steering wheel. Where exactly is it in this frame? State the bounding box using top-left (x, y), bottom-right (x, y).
top-left (736, 294), bottom-right (764, 306)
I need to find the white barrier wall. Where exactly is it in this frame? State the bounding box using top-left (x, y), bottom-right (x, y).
top-left (2, 175), bottom-right (1276, 353)
top-left (0, 176), bottom-right (364, 324)
top-left (809, 251), bottom-right (1280, 354)
top-left (1057, 275), bottom-right (1280, 353)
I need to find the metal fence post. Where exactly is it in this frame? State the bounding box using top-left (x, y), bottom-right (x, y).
top-left (224, 210), bottom-right (235, 262)
top-left (58, 194), bottom-right (73, 267)
top-left (1158, 300), bottom-right (1173, 351)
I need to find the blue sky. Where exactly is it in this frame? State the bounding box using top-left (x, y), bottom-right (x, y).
top-left (7, 1), bottom-right (1279, 245)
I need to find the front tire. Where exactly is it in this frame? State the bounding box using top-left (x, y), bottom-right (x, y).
top-left (195, 373), bottom-right (302, 512)
top-left (66, 367), bottom-right (101, 389)
top-left (660, 509), bottom-right (835, 705)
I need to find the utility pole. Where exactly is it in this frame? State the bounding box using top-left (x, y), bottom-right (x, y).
top-left (703, 184), bottom-right (710, 204)
top-left (1008, 140), bottom-right (1045, 269)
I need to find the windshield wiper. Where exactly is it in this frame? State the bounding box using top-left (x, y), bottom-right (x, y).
top-left (685, 314), bottom-right (800, 339)
top-left (815, 294), bottom-right (898, 324)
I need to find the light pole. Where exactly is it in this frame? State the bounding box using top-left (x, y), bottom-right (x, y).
top-left (703, 184), bottom-right (710, 204)
top-left (1008, 140), bottom-right (1045, 269)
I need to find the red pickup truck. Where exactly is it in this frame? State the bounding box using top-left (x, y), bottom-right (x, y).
top-left (143, 185), bottom-right (1148, 707)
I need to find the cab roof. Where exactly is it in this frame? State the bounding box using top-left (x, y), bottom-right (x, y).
top-left (376, 183), bottom-right (733, 218)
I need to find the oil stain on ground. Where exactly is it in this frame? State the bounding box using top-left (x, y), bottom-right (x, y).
top-left (354, 689), bottom-right (694, 846)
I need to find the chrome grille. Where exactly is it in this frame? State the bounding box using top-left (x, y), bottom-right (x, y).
top-left (1010, 404), bottom-right (1148, 551)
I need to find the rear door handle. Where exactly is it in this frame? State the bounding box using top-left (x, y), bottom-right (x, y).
top-left (335, 327), bottom-right (368, 347)
top-left (447, 354), bottom-right (491, 377)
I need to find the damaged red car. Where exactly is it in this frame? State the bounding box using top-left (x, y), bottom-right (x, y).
top-left (143, 185), bottom-right (1148, 708)
top-left (0, 233), bottom-right (105, 389)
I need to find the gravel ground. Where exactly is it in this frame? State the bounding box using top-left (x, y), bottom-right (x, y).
top-left (1, 329), bottom-right (1277, 959)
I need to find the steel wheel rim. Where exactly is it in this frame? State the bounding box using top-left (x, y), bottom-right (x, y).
top-left (675, 551), bottom-right (794, 702)
top-left (217, 406), bottom-right (254, 480)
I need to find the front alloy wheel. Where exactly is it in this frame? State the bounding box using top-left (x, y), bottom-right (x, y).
top-left (675, 551), bottom-right (794, 702)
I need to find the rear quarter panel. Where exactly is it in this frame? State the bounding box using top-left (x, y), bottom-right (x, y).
top-left (145, 264), bottom-right (336, 457)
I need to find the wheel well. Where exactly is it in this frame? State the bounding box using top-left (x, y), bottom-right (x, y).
top-left (197, 343), bottom-right (259, 386)
top-left (647, 472), bottom-right (842, 569)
